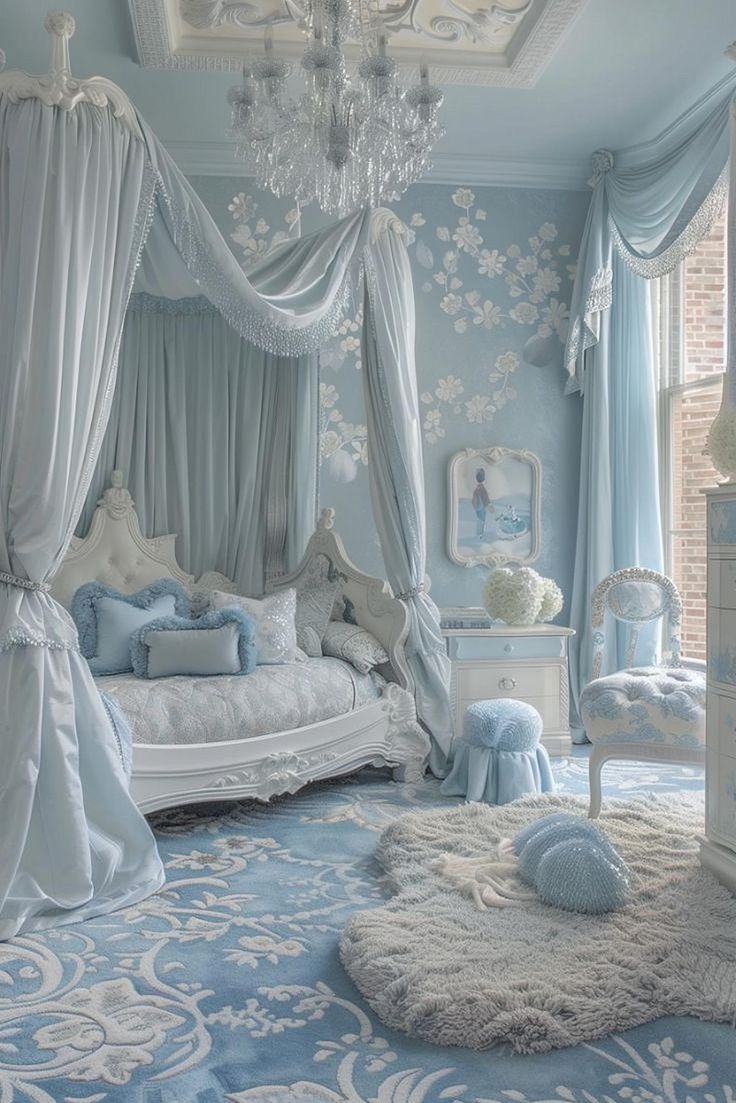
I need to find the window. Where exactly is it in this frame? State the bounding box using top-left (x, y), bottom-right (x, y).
top-left (657, 208), bottom-right (726, 661)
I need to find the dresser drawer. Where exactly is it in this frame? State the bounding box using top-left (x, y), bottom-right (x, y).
top-left (708, 608), bottom-right (736, 687)
top-left (446, 634), bottom-right (564, 662)
top-left (707, 691), bottom-right (736, 757)
top-left (707, 558), bottom-right (736, 609)
top-left (455, 663), bottom-right (560, 701)
top-left (706, 750), bottom-right (736, 849)
top-left (709, 498), bottom-right (736, 547)
top-left (456, 695), bottom-right (562, 732)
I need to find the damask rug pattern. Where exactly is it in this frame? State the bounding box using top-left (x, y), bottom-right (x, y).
top-left (1, 751), bottom-right (734, 1103)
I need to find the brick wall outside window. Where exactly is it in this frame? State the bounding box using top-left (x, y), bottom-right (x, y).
top-left (663, 208), bottom-right (726, 661)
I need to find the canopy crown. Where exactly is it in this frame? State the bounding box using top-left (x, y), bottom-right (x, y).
top-left (0, 11), bottom-right (143, 141)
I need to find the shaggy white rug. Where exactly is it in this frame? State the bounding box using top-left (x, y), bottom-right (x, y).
top-left (339, 793), bottom-right (736, 1054)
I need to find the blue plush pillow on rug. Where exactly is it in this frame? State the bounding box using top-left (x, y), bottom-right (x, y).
top-left (513, 812), bottom-right (631, 915)
top-left (130, 608), bottom-right (257, 679)
top-left (72, 579), bottom-right (191, 675)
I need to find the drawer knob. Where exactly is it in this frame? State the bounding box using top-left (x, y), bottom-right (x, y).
top-left (499, 676), bottom-right (517, 690)
top-left (504, 644), bottom-right (515, 653)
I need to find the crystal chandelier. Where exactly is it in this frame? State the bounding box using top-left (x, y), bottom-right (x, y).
top-left (226, 0), bottom-right (444, 217)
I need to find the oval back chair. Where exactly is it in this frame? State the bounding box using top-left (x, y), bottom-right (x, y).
top-left (581, 568), bottom-right (705, 817)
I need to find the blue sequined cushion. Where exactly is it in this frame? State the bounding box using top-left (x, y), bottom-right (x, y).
top-left (463, 698), bottom-right (543, 753)
top-left (512, 813), bottom-right (630, 914)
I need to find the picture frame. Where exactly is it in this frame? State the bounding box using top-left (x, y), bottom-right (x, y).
top-left (447, 446), bottom-right (542, 568)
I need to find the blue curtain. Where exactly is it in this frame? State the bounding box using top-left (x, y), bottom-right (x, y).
top-left (81, 298), bottom-right (318, 596)
top-left (566, 72), bottom-right (736, 730)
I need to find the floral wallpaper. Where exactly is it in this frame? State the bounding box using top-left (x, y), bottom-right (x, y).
top-left (188, 176), bottom-right (589, 614)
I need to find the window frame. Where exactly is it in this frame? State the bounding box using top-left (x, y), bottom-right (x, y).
top-left (655, 258), bottom-right (724, 668)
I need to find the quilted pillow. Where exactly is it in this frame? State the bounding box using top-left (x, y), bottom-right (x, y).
top-left (321, 621), bottom-right (389, 675)
top-left (209, 588), bottom-right (297, 664)
top-left (71, 579), bottom-right (191, 676)
top-left (130, 608), bottom-right (257, 679)
top-left (293, 553), bottom-right (341, 657)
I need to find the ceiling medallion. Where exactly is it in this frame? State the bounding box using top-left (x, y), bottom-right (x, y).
top-left (226, 0), bottom-right (444, 216)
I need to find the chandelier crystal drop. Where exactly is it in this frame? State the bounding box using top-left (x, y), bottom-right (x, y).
top-left (226, 0), bottom-right (444, 217)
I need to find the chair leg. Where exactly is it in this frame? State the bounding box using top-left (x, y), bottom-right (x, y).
top-left (588, 746), bottom-right (606, 819)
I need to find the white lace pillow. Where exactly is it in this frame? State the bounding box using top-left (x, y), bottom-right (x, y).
top-left (210, 588), bottom-right (297, 664)
top-left (293, 554), bottom-right (341, 657)
top-left (321, 621), bottom-right (389, 675)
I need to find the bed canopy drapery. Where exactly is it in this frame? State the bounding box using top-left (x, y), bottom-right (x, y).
top-left (0, 14), bottom-right (451, 939)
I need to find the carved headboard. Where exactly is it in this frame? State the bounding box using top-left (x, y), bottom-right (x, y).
top-left (52, 471), bottom-right (235, 611)
top-left (53, 474), bottom-right (412, 689)
top-left (268, 508), bottom-right (411, 689)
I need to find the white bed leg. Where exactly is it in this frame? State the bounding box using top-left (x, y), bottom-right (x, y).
top-left (393, 761), bottom-right (425, 783)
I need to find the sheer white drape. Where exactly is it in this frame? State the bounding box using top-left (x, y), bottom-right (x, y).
top-left (0, 99), bottom-right (164, 938)
top-left (362, 216), bottom-right (453, 770)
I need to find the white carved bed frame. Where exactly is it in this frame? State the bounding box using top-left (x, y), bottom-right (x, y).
top-left (53, 472), bottom-right (429, 812)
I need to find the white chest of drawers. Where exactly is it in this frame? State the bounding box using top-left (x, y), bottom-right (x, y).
top-left (441, 610), bottom-right (574, 755)
top-left (702, 487), bottom-right (736, 892)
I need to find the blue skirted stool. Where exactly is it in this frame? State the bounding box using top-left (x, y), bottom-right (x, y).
top-left (440, 698), bottom-right (555, 805)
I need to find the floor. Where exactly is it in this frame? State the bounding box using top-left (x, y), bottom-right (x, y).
top-left (2, 749), bottom-right (734, 1103)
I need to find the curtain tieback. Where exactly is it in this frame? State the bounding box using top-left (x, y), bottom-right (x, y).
top-left (395, 582), bottom-right (426, 601)
top-left (0, 570), bottom-right (50, 594)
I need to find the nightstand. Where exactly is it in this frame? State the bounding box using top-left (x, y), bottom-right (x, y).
top-left (441, 608), bottom-right (574, 755)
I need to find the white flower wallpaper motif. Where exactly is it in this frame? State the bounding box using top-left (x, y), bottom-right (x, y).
top-left (193, 174), bottom-right (587, 606)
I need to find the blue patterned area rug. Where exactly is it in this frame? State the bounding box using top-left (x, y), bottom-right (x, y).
top-left (1, 751), bottom-right (734, 1103)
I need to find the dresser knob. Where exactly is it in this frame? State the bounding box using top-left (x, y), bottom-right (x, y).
top-left (499, 676), bottom-right (517, 690)
top-left (504, 644), bottom-right (514, 653)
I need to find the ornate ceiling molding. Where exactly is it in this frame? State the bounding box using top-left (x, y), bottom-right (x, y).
top-left (127, 0), bottom-right (589, 87)
top-left (162, 138), bottom-right (589, 188)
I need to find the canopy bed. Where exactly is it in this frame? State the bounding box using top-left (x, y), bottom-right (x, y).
top-left (53, 473), bottom-right (428, 812)
top-left (0, 14), bottom-right (452, 939)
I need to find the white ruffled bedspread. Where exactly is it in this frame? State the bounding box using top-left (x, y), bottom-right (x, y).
top-left (96, 658), bottom-right (385, 746)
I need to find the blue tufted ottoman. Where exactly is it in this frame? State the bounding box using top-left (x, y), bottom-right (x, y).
top-left (440, 698), bottom-right (555, 805)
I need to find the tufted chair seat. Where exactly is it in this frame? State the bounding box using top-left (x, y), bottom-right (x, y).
top-left (581, 569), bottom-right (706, 817)
top-left (580, 666), bottom-right (705, 752)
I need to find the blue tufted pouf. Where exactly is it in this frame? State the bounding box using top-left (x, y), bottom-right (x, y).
top-left (440, 698), bottom-right (555, 805)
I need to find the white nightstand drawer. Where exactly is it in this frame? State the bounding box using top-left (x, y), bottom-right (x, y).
top-left (446, 634), bottom-right (564, 662)
top-left (456, 663), bottom-right (560, 701)
top-left (707, 558), bottom-right (736, 610)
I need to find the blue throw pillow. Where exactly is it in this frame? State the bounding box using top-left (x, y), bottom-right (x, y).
top-left (72, 580), bottom-right (191, 676)
top-left (130, 608), bottom-right (257, 679)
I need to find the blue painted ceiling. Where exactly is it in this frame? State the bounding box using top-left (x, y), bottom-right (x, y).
top-left (1, 0), bottom-right (734, 183)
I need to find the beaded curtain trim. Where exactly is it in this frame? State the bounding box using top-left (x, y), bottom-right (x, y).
top-left (0, 571), bottom-right (50, 593)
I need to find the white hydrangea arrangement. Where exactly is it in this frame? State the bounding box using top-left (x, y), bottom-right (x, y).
top-left (483, 567), bottom-right (563, 626)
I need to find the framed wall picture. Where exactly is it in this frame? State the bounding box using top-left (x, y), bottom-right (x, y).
top-left (447, 447), bottom-right (542, 568)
